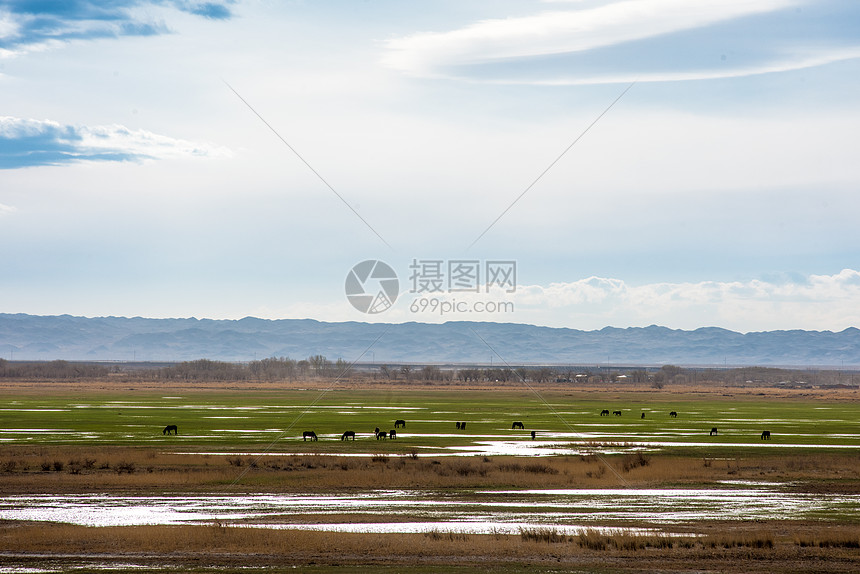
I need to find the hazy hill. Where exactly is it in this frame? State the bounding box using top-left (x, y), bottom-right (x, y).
top-left (1, 313), bottom-right (858, 366)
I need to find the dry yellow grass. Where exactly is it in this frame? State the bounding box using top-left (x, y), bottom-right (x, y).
top-left (1, 447), bottom-right (858, 494)
top-left (1, 522), bottom-right (858, 573)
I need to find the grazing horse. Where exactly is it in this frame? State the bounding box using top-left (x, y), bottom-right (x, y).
top-left (613, 411), bottom-right (622, 416)
top-left (389, 429), bottom-right (397, 439)
top-left (600, 409), bottom-right (610, 416)
top-left (761, 430), bottom-right (771, 440)
top-left (512, 421), bottom-right (524, 430)
top-left (669, 411), bottom-right (678, 418)
top-left (302, 431), bottom-right (318, 441)
top-left (376, 430), bottom-right (388, 440)
top-left (394, 419), bottom-right (406, 428)
top-left (163, 425), bottom-right (178, 435)
top-left (530, 430), bottom-right (536, 440)
top-left (341, 431), bottom-right (355, 441)
top-left (710, 427), bottom-right (718, 436)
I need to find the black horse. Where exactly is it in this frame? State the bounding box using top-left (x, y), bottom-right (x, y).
top-left (512, 421), bottom-right (524, 429)
top-left (394, 419), bottom-right (406, 428)
top-left (455, 422), bottom-right (461, 429)
top-left (669, 411), bottom-right (678, 418)
top-left (163, 425), bottom-right (178, 435)
top-left (761, 430), bottom-right (771, 440)
top-left (389, 429), bottom-right (397, 439)
top-left (460, 422), bottom-right (466, 430)
top-left (641, 412), bottom-right (645, 419)
top-left (376, 430), bottom-right (388, 440)
top-left (600, 409), bottom-right (610, 416)
top-left (530, 430), bottom-right (536, 440)
top-left (613, 411), bottom-right (622, 416)
top-left (710, 427), bottom-right (718, 436)
top-left (302, 431), bottom-right (318, 441)
top-left (341, 431), bottom-right (355, 441)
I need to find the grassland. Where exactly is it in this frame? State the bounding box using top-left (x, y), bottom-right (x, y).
top-left (0, 377), bottom-right (858, 572)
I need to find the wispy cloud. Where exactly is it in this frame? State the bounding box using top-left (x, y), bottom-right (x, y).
top-left (0, 0), bottom-right (234, 57)
top-left (0, 116), bottom-right (231, 169)
top-left (0, 201), bottom-right (16, 215)
top-left (382, 0), bottom-right (860, 84)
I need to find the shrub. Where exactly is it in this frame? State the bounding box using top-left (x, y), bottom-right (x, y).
top-left (521, 528), bottom-right (568, 543)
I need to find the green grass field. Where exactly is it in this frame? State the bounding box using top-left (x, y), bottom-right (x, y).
top-left (3, 388), bottom-right (859, 454)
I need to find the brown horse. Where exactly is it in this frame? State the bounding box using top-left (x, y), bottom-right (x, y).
top-left (163, 425), bottom-right (177, 435)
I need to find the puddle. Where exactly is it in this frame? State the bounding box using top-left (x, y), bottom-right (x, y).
top-left (2, 486), bottom-right (855, 533)
top-left (252, 522), bottom-right (685, 536)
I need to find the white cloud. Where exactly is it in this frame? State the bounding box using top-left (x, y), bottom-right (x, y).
top-left (473, 47), bottom-right (860, 86)
top-left (0, 116), bottom-right (231, 168)
top-left (0, 202), bottom-right (16, 216)
top-left (380, 0), bottom-right (860, 84)
top-left (510, 270), bottom-right (860, 331)
top-left (384, 0), bottom-right (797, 72)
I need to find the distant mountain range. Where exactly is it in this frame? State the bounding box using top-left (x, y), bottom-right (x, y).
top-left (1, 313), bottom-right (859, 366)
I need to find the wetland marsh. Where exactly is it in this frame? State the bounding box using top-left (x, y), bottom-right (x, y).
top-left (1, 379), bottom-right (858, 572)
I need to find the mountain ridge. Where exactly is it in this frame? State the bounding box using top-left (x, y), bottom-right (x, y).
top-left (1, 313), bottom-right (859, 366)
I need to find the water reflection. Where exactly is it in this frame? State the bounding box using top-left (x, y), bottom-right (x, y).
top-left (2, 486), bottom-right (856, 534)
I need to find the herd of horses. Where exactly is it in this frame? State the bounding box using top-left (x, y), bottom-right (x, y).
top-left (595, 409), bottom-right (772, 439)
top-left (161, 411), bottom-right (774, 441)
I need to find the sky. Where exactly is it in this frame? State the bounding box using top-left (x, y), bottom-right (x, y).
top-left (1, 0), bottom-right (859, 333)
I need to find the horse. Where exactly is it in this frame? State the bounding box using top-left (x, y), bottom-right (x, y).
top-left (394, 419), bottom-right (406, 428)
top-left (302, 431), bottom-right (318, 441)
top-left (669, 411), bottom-right (678, 418)
top-left (460, 422), bottom-right (466, 430)
top-left (341, 431), bottom-right (355, 441)
top-left (710, 427), bottom-right (718, 436)
top-left (761, 430), bottom-right (771, 440)
top-left (389, 429), bottom-right (397, 439)
top-left (376, 430), bottom-right (388, 440)
top-left (455, 422), bottom-right (461, 429)
top-left (641, 412), bottom-right (645, 419)
top-left (530, 430), bottom-right (536, 440)
top-left (512, 421), bottom-right (524, 429)
top-left (162, 425), bottom-right (178, 435)
top-left (600, 409), bottom-right (610, 416)
top-left (613, 411), bottom-right (622, 416)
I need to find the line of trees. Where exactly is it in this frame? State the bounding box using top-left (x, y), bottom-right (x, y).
top-left (155, 356), bottom-right (353, 381)
top-left (0, 359), bottom-right (110, 379)
top-left (1, 356), bottom-right (855, 387)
